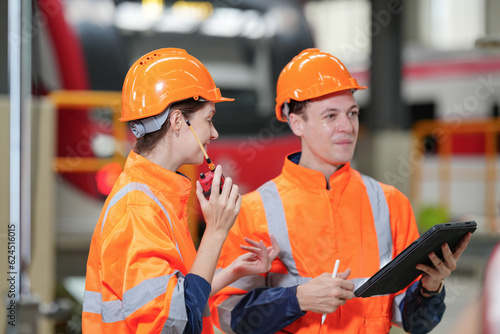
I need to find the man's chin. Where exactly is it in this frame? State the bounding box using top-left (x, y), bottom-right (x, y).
top-left (331, 155), bottom-right (353, 166)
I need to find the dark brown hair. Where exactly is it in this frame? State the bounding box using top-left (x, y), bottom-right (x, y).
top-left (287, 99), bottom-right (309, 121)
top-left (135, 98), bottom-right (208, 155)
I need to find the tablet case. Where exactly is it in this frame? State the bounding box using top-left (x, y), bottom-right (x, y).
top-left (354, 221), bottom-right (477, 298)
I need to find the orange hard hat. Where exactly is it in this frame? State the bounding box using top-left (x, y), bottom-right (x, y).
top-left (120, 48), bottom-right (233, 122)
top-left (275, 48), bottom-right (367, 122)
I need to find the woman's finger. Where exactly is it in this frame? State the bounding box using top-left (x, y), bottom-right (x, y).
top-left (239, 245), bottom-right (260, 253)
top-left (268, 234), bottom-right (281, 260)
top-left (244, 237), bottom-right (261, 247)
top-left (195, 180), bottom-right (207, 206)
top-left (210, 165), bottom-right (223, 200)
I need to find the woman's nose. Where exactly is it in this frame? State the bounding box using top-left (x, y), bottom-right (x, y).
top-left (210, 123), bottom-right (219, 140)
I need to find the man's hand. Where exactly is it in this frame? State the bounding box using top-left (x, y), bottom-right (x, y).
top-left (296, 270), bottom-right (354, 314)
top-left (416, 232), bottom-right (472, 296)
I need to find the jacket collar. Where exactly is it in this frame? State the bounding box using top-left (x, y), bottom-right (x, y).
top-left (123, 150), bottom-right (192, 198)
top-left (282, 152), bottom-right (352, 192)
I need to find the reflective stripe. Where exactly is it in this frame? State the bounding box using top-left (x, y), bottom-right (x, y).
top-left (351, 277), bottom-right (369, 291)
top-left (103, 299), bottom-right (124, 322)
top-left (361, 175), bottom-right (393, 268)
top-left (83, 271), bottom-right (187, 328)
top-left (267, 272), bottom-right (311, 288)
top-left (217, 295), bottom-right (244, 334)
top-left (391, 289), bottom-right (406, 327)
top-left (123, 274), bottom-right (178, 318)
top-left (258, 181), bottom-right (302, 284)
top-left (257, 176), bottom-right (393, 290)
top-left (83, 290), bottom-right (102, 314)
top-left (162, 274), bottom-right (188, 333)
top-left (225, 269), bottom-right (266, 291)
top-left (101, 182), bottom-right (183, 261)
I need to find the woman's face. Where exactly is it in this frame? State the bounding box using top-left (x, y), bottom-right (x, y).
top-left (182, 101), bottom-right (219, 165)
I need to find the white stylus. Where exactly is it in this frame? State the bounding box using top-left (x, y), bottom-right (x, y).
top-left (321, 259), bottom-right (340, 325)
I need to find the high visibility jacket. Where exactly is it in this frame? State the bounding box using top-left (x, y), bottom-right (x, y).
top-left (83, 151), bottom-right (214, 333)
top-left (210, 153), bottom-right (419, 333)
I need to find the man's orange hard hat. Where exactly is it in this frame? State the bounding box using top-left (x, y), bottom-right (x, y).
top-left (275, 48), bottom-right (367, 122)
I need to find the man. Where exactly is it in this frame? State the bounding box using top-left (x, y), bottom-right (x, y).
top-left (210, 48), bottom-right (471, 333)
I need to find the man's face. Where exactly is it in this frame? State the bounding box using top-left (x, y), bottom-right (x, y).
top-left (290, 90), bottom-right (359, 171)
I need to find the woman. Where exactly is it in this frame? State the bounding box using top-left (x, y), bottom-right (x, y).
top-left (82, 48), bottom-right (279, 333)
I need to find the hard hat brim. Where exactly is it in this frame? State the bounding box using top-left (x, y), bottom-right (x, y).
top-left (214, 97), bottom-right (235, 102)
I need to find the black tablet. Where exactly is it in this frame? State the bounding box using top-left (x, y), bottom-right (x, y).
top-left (354, 221), bottom-right (477, 298)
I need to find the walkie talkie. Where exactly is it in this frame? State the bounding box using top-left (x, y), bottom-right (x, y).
top-left (185, 119), bottom-right (225, 199)
top-left (198, 157), bottom-right (225, 199)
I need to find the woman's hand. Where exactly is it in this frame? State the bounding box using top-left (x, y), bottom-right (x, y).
top-left (232, 234), bottom-right (281, 278)
top-left (196, 165), bottom-right (241, 236)
top-left (210, 235), bottom-right (281, 297)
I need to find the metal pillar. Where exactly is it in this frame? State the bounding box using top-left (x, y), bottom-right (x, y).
top-left (8, 0), bottom-right (37, 332)
top-left (368, 0), bottom-right (405, 130)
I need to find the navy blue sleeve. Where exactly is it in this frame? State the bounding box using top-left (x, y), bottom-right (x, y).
top-left (230, 286), bottom-right (306, 334)
top-left (183, 273), bottom-right (211, 334)
top-left (401, 281), bottom-right (446, 334)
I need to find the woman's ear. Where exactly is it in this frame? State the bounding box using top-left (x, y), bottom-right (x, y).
top-left (169, 109), bottom-right (183, 133)
top-left (288, 113), bottom-right (304, 137)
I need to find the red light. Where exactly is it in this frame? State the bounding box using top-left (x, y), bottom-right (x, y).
top-left (96, 163), bottom-right (123, 196)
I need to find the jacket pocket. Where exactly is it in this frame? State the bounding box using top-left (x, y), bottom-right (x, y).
top-left (362, 315), bottom-right (391, 334)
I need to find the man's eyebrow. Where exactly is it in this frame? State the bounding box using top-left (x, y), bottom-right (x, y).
top-left (320, 105), bottom-right (359, 115)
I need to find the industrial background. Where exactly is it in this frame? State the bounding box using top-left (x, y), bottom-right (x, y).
top-left (1, 0), bottom-right (500, 333)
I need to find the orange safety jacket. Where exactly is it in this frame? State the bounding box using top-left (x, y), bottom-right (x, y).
top-left (83, 151), bottom-right (214, 333)
top-left (210, 154), bottom-right (419, 333)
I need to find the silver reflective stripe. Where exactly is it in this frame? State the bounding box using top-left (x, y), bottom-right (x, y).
top-left (103, 299), bottom-right (124, 322)
top-left (83, 295), bottom-right (126, 323)
top-left (162, 274), bottom-right (188, 333)
top-left (267, 272), bottom-right (311, 288)
top-left (83, 270), bottom-right (187, 323)
top-left (217, 295), bottom-right (244, 334)
top-left (101, 182), bottom-right (183, 261)
top-left (123, 274), bottom-right (174, 318)
top-left (361, 175), bottom-right (393, 268)
top-left (83, 290), bottom-right (102, 314)
top-left (391, 290), bottom-right (406, 327)
top-left (258, 181), bottom-right (303, 284)
top-left (83, 271), bottom-right (187, 328)
top-left (351, 277), bottom-right (369, 291)
top-left (228, 275), bottom-right (266, 291)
